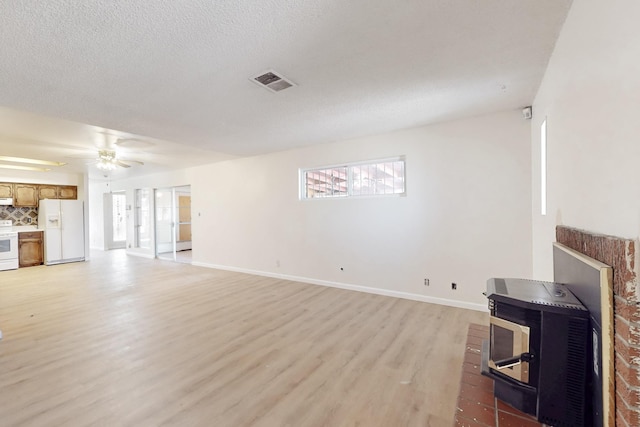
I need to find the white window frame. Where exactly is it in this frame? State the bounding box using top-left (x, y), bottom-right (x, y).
top-left (300, 156), bottom-right (406, 200)
top-left (540, 119), bottom-right (547, 216)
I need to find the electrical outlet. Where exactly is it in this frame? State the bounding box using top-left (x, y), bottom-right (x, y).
top-left (424, 278), bottom-right (429, 286)
top-left (451, 282), bottom-right (457, 290)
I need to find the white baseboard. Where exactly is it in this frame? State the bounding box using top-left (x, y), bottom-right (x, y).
top-left (126, 250), bottom-right (155, 259)
top-left (191, 261), bottom-right (488, 312)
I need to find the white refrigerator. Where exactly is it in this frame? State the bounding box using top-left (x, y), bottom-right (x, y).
top-left (38, 199), bottom-right (85, 265)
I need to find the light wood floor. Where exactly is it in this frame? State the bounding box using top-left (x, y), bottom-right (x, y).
top-left (0, 250), bottom-right (487, 426)
top-left (157, 249), bottom-right (192, 264)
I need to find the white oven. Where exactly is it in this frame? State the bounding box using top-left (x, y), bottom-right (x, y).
top-left (0, 220), bottom-right (19, 271)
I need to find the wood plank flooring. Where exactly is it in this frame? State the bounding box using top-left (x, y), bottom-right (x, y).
top-left (0, 250), bottom-right (487, 426)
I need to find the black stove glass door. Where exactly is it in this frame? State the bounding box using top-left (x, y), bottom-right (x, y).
top-left (491, 324), bottom-right (515, 361)
top-left (489, 315), bottom-right (530, 384)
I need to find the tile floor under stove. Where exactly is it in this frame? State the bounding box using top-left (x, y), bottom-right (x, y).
top-left (454, 324), bottom-right (543, 427)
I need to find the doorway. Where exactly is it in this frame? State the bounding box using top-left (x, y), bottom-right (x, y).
top-left (104, 191), bottom-right (126, 250)
top-left (155, 186), bottom-right (192, 263)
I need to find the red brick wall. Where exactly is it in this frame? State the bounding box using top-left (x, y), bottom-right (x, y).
top-left (556, 226), bottom-right (639, 427)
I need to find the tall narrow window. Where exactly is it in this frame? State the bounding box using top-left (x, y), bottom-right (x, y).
top-left (540, 119), bottom-right (547, 216)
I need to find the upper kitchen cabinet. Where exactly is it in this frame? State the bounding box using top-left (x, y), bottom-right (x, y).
top-left (58, 185), bottom-right (78, 200)
top-left (37, 185), bottom-right (78, 201)
top-left (37, 185), bottom-right (58, 200)
top-left (1, 183), bottom-right (77, 204)
top-left (14, 183), bottom-right (38, 207)
top-left (0, 182), bottom-right (13, 198)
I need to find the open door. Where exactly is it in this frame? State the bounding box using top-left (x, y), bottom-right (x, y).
top-left (176, 191), bottom-right (191, 251)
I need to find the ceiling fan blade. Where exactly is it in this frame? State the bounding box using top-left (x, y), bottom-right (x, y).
top-left (119, 158), bottom-right (144, 165)
top-left (65, 155), bottom-right (98, 160)
top-left (116, 161), bottom-right (131, 168)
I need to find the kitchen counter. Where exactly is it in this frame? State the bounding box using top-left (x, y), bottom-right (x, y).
top-left (13, 225), bottom-right (38, 232)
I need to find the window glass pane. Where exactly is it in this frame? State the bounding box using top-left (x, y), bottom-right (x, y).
top-left (352, 165), bottom-right (362, 195)
top-left (393, 161), bottom-right (405, 194)
top-left (368, 164), bottom-right (376, 195)
top-left (112, 193), bottom-right (126, 241)
top-left (305, 167), bottom-right (347, 198)
top-left (350, 160), bottom-right (404, 196)
top-left (135, 189), bottom-right (151, 249)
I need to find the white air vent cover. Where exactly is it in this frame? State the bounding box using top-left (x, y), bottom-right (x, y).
top-left (250, 70), bottom-right (296, 93)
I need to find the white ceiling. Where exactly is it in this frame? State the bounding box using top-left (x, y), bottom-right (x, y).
top-left (0, 106), bottom-right (236, 179)
top-left (0, 0), bottom-right (572, 178)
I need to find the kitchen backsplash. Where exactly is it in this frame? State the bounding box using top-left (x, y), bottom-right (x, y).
top-left (0, 206), bottom-right (38, 226)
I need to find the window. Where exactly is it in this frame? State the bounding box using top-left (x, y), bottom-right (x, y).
top-left (540, 119), bottom-right (547, 216)
top-left (301, 158), bottom-right (405, 199)
top-left (304, 166), bottom-right (348, 198)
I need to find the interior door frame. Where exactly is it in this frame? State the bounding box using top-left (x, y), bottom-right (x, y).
top-left (176, 190), bottom-right (192, 252)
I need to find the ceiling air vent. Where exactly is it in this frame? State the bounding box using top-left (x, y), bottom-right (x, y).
top-left (251, 70), bottom-right (296, 93)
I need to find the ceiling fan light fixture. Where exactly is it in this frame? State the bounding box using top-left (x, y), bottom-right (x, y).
top-left (96, 150), bottom-right (117, 171)
top-left (96, 159), bottom-right (117, 171)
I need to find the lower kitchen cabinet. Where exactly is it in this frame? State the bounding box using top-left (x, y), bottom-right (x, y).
top-left (18, 231), bottom-right (44, 267)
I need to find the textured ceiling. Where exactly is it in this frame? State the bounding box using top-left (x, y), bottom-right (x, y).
top-left (0, 0), bottom-right (572, 167)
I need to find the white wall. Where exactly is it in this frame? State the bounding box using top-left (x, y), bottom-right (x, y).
top-left (190, 110), bottom-right (532, 310)
top-left (531, 0), bottom-right (640, 279)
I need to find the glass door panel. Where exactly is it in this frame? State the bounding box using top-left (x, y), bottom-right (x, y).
top-left (155, 188), bottom-right (175, 261)
top-left (488, 316), bottom-right (531, 384)
top-left (112, 193), bottom-right (126, 243)
top-left (135, 189), bottom-right (151, 249)
top-left (176, 193), bottom-right (192, 252)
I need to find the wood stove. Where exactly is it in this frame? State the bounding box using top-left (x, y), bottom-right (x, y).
top-left (481, 278), bottom-right (591, 426)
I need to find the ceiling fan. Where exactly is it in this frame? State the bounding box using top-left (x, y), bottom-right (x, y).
top-left (68, 149), bottom-right (144, 171)
top-left (67, 132), bottom-right (146, 171)
top-left (94, 149), bottom-right (144, 171)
